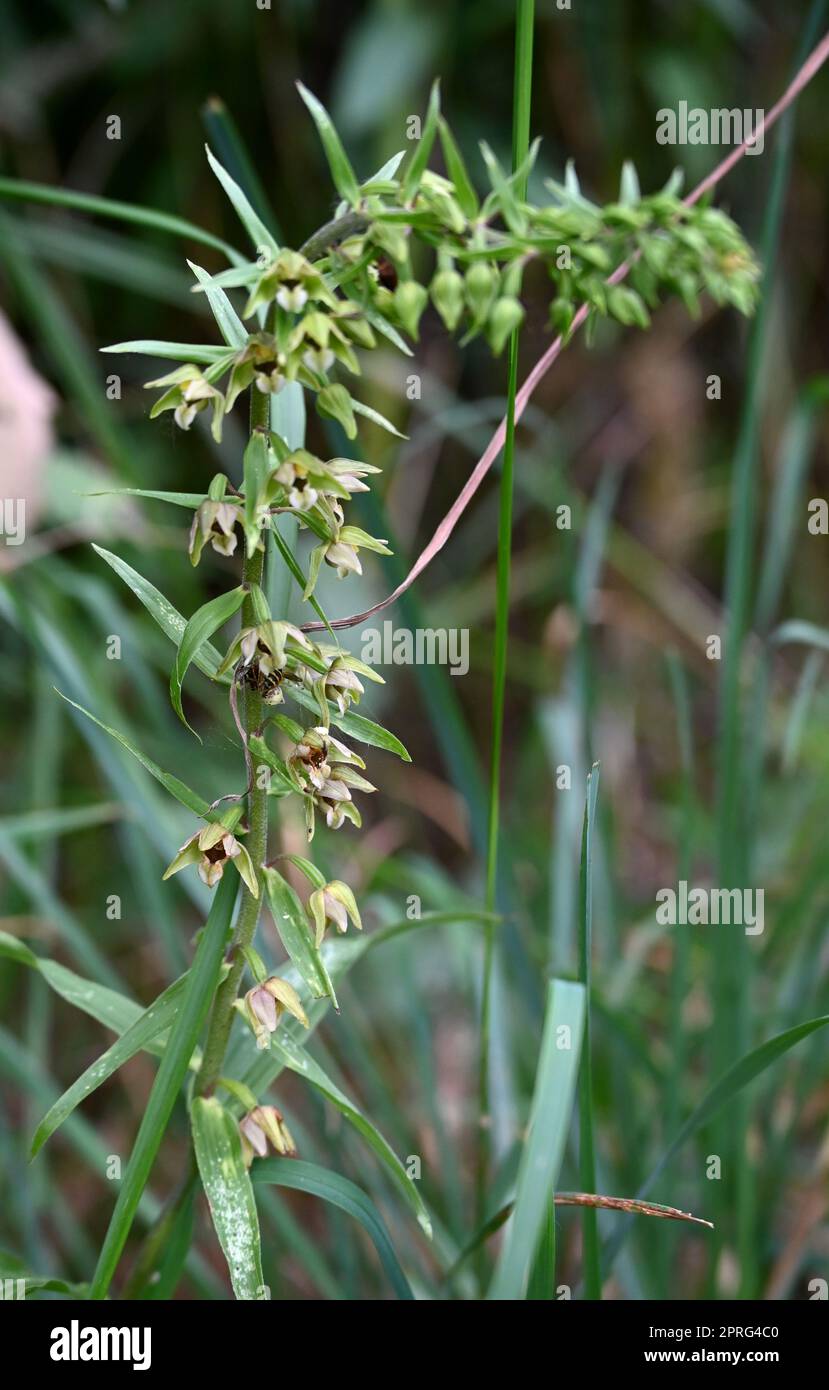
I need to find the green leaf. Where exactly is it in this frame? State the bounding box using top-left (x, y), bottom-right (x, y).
top-left (316, 383), bottom-right (357, 438)
top-left (296, 84), bottom-right (360, 206)
top-left (187, 259), bottom-right (247, 348)
top-left (351, 396), bottom-right (408, 438)
top-left (55, 690), bottom-right (212, 817)
top-left (0, 1249), bottom-right (88, 1299)
top-left (205, 145), bottom-right (280, 259)
top-left (262, 867), bottom-right (337, 1007)
top-left (101, 340), bottom-right (230, 364)
top-left (603, 1013), bottom-right (829, 1272)
top-left (247, 734), bottom-right (296, 798)
top-left (279, 854), bottom-right (327, 891)
top-left (619, 160), bottom-right (641, 206)
top-left (401, 80), bottom-right (441, 202)
top-left (171, 586), bottom-right (246, 735)
top-left (577, 764), bottom-right (601, 1299)
top-left (0, 930), bottom-right (142, 1035)
top-left (90, 871), bottom-right (239, 1299)
top-left (92, 545), bottom-right (228, 682)
top-left (489, 979), bottom-right (586, 1300)
top-left (31, 973), bottom-right (198, 1157)
top-left (243, 430), bottom-right (269, 557)
top-left (0, 802), bottom-right (122, 840)
top-left (252, 1158), bottom-right (413, 1299)
top-left (267, 1031), bottom-right (431, 1236)
top-left (89, 488), bottom-right (209, 509)
top-left (270, 526), bottom-right (336, 636)
top-left (0, 176), bottom-right (243, 262)
top-left (191, 1096), bottom-right (265, 1301)
top-left (287, 686), bottom-right (411, 760)
top-left (438, 118), bottom-right (479, 219)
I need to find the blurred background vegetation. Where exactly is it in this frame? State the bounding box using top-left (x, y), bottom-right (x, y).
top-left (1, 0), bottom-right (828, 1300)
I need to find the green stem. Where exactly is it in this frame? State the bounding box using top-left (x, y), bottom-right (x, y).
top-left (196, 385), bottom-right (271, 1098)
top-left (299, 211), bottom-right (371, 262)
top-left (477, 0), bottom-right (535, 1234)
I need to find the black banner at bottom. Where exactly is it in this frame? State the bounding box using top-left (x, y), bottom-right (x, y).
top-left (7, 1296), bottom-right (825, 1377)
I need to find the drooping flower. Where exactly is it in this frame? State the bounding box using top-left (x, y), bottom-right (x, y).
top-left (188, 499), bottom-right (241, 566)
top-left (237, 975), bottom-right (308, 1049)
top-left (239, 1105), bottom-right (296, 1165)
top-left (286, 727), bottom-right (376, 840)
top-left (162, 821), bottom-right (258, 896)
top-left (244, 249), bottom-right (335, 320)
top-left (225, 333), bottom-right (288, 411)
top-left (308, 879), bottom-right (362, 947)
top-left (145, 364), bottom-right (225, 441)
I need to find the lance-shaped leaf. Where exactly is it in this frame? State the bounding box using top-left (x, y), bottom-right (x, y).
top-left (0, 930), bottom-right (144, 1036)
top-left (90, 488), bottom-right (209, 509)
top-left (91, 871), bottom-right (239, 1299)
top-left (191, 1096), bottom-right (265, 1301)
top-left (0, 1249), bottom-right (89, 1299)
top-left (187, 259), bottom-right (247, 348)
top-left (262, 867), bottom-right (337, 1007)
top-left (252, 1158), bottom-right (413, 1300)
top-left (243, 430), bottom-right (270, 557)
top-left (55, 691), bottom-right (212, 817)
top-left (101, 340), bottom-right (232, 364)
top-left (205, 145), bottom-right (279, 260)
top-left (402, 80), bottom-right (441, 202)
top-left (92, 545), bottom-right (229, 682)
top-left (0, 175), bottom-right (243, 261)
top-left (171, 586), bottom-right (246, 735)
top-left (267, 1031), bottom-right (431, 1237)
top-left (439, 117), bottom-right (479, 219)
top-left (31, 969), bottom-right (223, 1157)
top-left (601, 1012), bottom-right (829, 1273)
top-left (247, 734), bottom-right (296, 798)
top-left (296, 83), bottom-right (360, 207)
top-left (489, 978), bottom-right (586, 1300)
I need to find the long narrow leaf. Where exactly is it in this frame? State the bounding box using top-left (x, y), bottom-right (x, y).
top-left (171, 587), bottom-right (246, 735)
top-left (489, 979), bottom-right (586, 1300)
top-left (252, 1158), bottom-right (413, 1299)
top-left (191, 1096), bottom-right (265, 1300)
top-left (266, 1031), bottom-right (431, 1237)
top-left (90, 871), bottom-right (239, 1298)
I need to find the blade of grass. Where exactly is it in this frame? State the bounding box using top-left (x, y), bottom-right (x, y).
top-left (577, 763), bottom-right (601, 1298)
top-left (478, 0), bottom-right (536, 1233)
top-left (488, 978), bottom-right (585, 1300)
top-left (0, 176), bottom-right (242, 261)
top-left (252, 1158), bottom-right (414, 1300)
top-left (89, 871), bottom-right (238, 1299)
top-left (713, 0), bottom-right (826, 1296)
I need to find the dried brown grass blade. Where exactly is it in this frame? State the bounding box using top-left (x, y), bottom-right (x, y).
top-left (555, 1191), bottom-right (713, 1229)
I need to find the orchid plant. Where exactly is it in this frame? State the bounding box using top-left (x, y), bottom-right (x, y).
top-left (18, 81), bottom-right (759, 1300)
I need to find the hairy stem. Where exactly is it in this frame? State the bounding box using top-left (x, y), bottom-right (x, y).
top-left (299, 210), bottom-right (370, 262)
top-left (196, 386), bottom-right (271, 1098)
